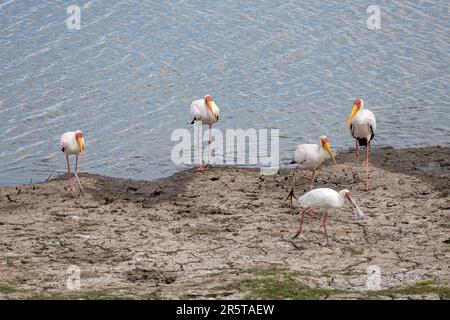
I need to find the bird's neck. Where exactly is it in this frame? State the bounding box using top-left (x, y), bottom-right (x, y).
top-left (318, 144), bottom-right (327, 157)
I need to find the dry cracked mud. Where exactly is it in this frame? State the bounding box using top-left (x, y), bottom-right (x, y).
top-left (0, 147), bottom-right (449, 299)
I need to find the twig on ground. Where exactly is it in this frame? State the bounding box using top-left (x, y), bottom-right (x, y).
top-left (45, 167), bottom-right (56, 182)
top-left (6, 195), bottom-right (17, 203)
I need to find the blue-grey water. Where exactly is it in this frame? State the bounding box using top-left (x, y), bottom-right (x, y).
top-left (1, 0), bottom-right (449, 186)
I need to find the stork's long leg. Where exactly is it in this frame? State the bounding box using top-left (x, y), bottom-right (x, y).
top-left (322, 210), bottom-right (330, 247)
top-left (365, 140), bottom-right (370, 191)
top-left (74, 154), bottom-right (85, 196)
top-left (309, 169), bottom-right (316, 190)
top-left (292, 208), bottom-right (307, 239)
top-left (207, 125), bottom-right (212, 166)
top-left (355, 139), bottom-right (360, 182)
top-left (66, 155), bottom-right (73, 196)
top-left (195, 122), bottom-right (205, 172)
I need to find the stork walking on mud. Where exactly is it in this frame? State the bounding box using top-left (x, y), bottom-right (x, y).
top-left (346, 99), bottom-right (377, 191)
top-left (60, 130), bottom-right (86, 197)
top-left (190, 95), bottom-right (220, 172)
top-left (286, 135), bottom-right (336, 205)
top-left (292, 188), bottom-right (364, 247)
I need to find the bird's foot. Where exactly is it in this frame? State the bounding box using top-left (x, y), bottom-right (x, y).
top-left (78, 186), bottom-right (86, 197)
top-left (355, 174), bottom-right (360, 183)
top-left (323, 242), bottom-right (332, 248)
top-left (196, 165), bottom-right (205, 173)
top-left (364, 184), bottom-right (370, 192)
top-left (285, 188), bottom-right (296, 206)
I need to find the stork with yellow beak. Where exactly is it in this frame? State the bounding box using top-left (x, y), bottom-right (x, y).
top-left (60, 130), bottom-right (85, 196)
top-left (345, 99), bottom-right (377, 191)
top-left (286, 135), bottom-right (337, 205)
top-left (190, 95), bottom-right (220, 172)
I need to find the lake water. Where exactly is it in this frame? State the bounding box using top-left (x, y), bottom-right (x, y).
top-left (1, 0), bottom-right (449, 186)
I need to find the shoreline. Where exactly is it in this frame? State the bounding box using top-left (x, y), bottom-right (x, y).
top-left (2, 143), bottom-right (450, 189)
top-left (0, 146), bottom-right (449, 299)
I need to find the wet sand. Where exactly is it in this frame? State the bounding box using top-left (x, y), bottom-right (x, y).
top-left (0, 147), bottom-right (449, 299)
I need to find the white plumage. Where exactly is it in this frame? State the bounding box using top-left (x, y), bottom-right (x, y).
top-left (292, 137), bottom-right (335, 171)
top-left (190, 95), bottom-right (220, 172)
top-left (286, 136), bottom-right (336, 204)
top-left (60, 131), bottom-right (85, 155)
top-left (345, 99), bottom-right (377, 191)
top-left (190, 96), bottom-right (220, 126)
top-left (298, 188), bottom-right (348, 209)
top-left (349, 104), bottom-right (377, 143)
top-left (59, 129), bottom-right (85, 196)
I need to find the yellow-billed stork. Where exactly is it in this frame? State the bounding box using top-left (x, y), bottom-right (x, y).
top-left (346, 99), bottom-right (377, 191)
top-left (286, 135), bottom-right (336, 205)
top-left (60, 130), bottom-right (85, 196)
top-left (190, 95), bottom-right (220, 172)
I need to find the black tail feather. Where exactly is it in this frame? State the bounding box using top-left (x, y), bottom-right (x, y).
top-left (358, 138), bottom-right (368, 146)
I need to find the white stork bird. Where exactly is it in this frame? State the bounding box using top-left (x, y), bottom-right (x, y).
top-left (190, 95), bottom-right (220, 172)
top-left (59, 130), bottom-right (85, 196)
top-left (292, 188), bottom-right (364, 247)
top-left (286, 135), bottom-right (336, 205)
top-left (345, 99), bottom-right (377, 191)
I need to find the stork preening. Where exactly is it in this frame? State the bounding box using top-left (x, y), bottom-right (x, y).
top-left (346, 99), bottom-right (377, 191)
top-left (292, 188), bottom-right (364, 247)
top-left (190, 95), bottom-right (220, 172)
top-left (286, 135), bottom-right (336, 205)
top-left (60, 130), bottom-right (85, 197)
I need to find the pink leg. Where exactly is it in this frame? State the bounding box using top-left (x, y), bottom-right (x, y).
top-left (322, 210), bottom-right (330, 247)
top-left (355, 139), bottom-right (360, 182)
top-left (74, 154), bottom-right (84, 195)
top-left (207, 125), bottom-right (212, 166)
top-left (196, 123), bottom-right (205, 172)
top-left (197, 123), bottom-right (200, 151)
top-left (365, 140), bottom-right (370, 191)
top-left (292, 208), bottom-right (307, 239)
top-left (66, 155), bottom-right (71, 180)
top-left (309, 169), bottom-right (316, 190)
top-left (66, 155), bottom-right (73, 196)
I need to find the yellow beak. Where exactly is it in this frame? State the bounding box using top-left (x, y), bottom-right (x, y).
top-left (206, 100), bottom-right (216, 122)
top-left (77, 138), bottom-right (85, 160)
top-left (323, 142), bottom-right (337, 165)
top-left (345, 105), bottom-right (359, 129)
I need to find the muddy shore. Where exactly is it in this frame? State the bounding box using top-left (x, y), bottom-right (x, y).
top-left (0, 147), bottom-right (449, 299)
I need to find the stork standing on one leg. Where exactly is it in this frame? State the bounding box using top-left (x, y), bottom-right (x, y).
top-left (60, 130), bottom-right (85, 197)
top-left (190, 95), bottom-right (220, 172)
top-left (285, 135), bottom-right (336, 205)
top-left (345, 99), bottom-right (376, 191)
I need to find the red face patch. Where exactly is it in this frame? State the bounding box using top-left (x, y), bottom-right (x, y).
top-left (75, 132), bottom-right (83, 140)
top-left (354, 99), bottom-right (361, 108)
top-left (204, 96), bottom-right (212, 103)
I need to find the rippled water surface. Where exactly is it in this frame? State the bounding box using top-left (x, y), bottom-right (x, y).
top-left (1, 0), bottom-right (449, 185)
